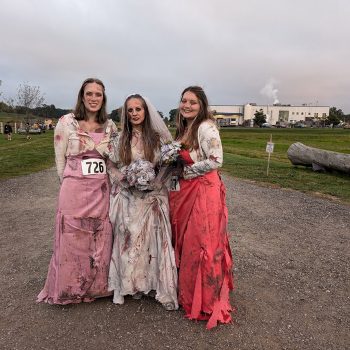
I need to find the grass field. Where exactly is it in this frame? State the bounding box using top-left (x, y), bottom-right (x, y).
top-left (0, 131), bottom-right (55, 179)
top-left (1, 122), bottom-right (349, 203)
top-left (220, 128), bottom-right (350, 203)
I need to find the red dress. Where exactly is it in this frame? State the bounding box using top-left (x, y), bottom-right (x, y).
top-left (169, 150), bottom-right (234, 329)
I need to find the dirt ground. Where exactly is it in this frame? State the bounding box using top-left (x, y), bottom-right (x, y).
top-left (0, 168), bottom-right (349, 350)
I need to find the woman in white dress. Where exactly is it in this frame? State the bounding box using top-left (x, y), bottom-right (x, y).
top-left (107, 94), bottom-right (178, 311)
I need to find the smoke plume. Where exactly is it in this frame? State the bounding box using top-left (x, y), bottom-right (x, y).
top-left (260, 78), bottom-right (279, 104)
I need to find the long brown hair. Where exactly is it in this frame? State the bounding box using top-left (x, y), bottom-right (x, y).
top-left (175, 86), bottom-right (215, 150)
top-left (119, 94), bottom-right (160, 165)
top-left (74, 78), bottom-right (108, 123)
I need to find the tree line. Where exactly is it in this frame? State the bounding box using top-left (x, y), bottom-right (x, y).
top-left (0, 81), bottom-right (71, 120)
top-left (0, 81), bottom-right (176, 124)
top-left (1, 81), bottom-right (349, 126)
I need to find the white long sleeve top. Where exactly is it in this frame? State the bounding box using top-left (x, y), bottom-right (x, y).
top-left (183, 120), bottom-right (223, 179)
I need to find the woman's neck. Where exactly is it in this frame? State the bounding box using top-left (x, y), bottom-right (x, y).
top-left (86, 112), bottom-right (97, 122)
top-left (186, 118), bottom-right (195, 128)
top-left (132, 125), bottom-right (143, 133)
top-left (78, 115), bottom-right (104, 133)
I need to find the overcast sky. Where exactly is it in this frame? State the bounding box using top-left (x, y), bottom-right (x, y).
top-left (1, 0), bottom-right (349, 115)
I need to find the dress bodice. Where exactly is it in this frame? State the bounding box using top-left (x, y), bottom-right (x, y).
top-left (89, 132), bottom-right (104, 145)
top-left (179, 149), bottom-right (194, 166)
top-left (131, 145), bottom-right (145, 161)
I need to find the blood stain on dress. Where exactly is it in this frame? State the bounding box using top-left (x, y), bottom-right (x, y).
top-left (101, 182), bottom-right (107, 194)
top-left (78, 275), bottom-right (89, 291)
top-left (89, 256), bottom-right (95, 269)
top-left (206, 274), bottom-right (220, 298)
top-left (213, 249), bottom-right (223, 262)
top-left (122, 230), bottom-right (131, 253)
top-left (80, 217), bottom-right (102, 233)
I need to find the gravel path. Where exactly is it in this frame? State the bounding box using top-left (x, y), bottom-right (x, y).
top-left (0, 168), bottom-right (349, 350)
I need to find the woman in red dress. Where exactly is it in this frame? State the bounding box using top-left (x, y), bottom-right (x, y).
top-left (169, 86), bottom-right (234, 329)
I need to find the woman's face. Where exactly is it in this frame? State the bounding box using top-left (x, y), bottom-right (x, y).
top-left (126, 98), bottom-right (145, 127)
top-left (179, 91), bottom-right (200, 120)
top-left (82, 82), bottom-right (104, 114)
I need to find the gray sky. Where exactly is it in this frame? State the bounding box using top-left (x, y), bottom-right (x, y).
top-left (1, 0), bottom-right (349, 115)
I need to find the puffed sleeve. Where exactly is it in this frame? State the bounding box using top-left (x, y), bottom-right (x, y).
top-left (107, 129), bottom-right (120, 163)
top-left (183, 121), bottom-right (223, 179)
top-left (54, 117), bottom-right (70, 183)
top-left (106, 130), bottom-right (126, 185)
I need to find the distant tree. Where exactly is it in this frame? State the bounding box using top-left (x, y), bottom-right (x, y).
top-left (110, 107), bottom-right (122, 123)
top-left (5, 97), bottom-right (15, 110)
top-left (33, 104), bottom-right (57, 118)
top-left (158, 111), bottom-right (164, 118)
top-left (168, 108), bottom-right (178, 125)
top-left (0, 80), bottom-right (14, 112)
top-left (15, 106), bottom-right (27, 114)
top-left (253, 109), bottom-right (266, 127)
top-left (326, 106), bottom-right (344, 126)
top-left (16, 82), bottom-right (45, 121)
top-left (0, 101), bottom-right (14, 113)
top-left (55, 108), bottom-right (71, 118)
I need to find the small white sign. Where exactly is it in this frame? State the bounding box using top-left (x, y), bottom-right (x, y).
top-left (266, 142), bottom-right (274, 153)
top-left (81, 158), bottom-right (106, 175)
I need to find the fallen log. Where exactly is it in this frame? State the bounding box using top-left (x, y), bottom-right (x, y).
top-left (287, 142), bottom-right (350, 174)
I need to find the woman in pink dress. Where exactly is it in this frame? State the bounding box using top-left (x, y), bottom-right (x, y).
top-left (169, 86), bottom-right (234, 329)
top-left (37, 78), bottom-right (118, 304)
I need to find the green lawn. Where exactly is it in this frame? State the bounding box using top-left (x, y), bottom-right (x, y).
top-left (0, 130), bottom-right (55, 179)
top-left (220, 128), bottom-right (350, 203)
top-left (1, 124), bottom-right (349, 203)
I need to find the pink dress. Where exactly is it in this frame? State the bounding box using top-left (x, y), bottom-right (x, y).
top-left (37, 131), bottom-right (113, 304)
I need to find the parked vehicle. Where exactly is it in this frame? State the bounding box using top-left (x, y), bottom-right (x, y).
top-left (17, 128), bottom-right (42, 134)
top-left (275, 122), bottom-right (287, 128)
top-left (261, 122), bottom-right (272, 128)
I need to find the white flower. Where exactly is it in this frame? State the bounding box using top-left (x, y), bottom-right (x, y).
top-left (123, 159), bottom-right (156, 191)
top-left (160, 141), bottom-right (182, 165)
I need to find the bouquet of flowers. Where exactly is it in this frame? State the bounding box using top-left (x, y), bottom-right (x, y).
top-left (159, 141), bottom-right (185, 180)
top-left (120, 159), bottom-right (156, 191)
top-left (160, 141), bottom-right (182, 166)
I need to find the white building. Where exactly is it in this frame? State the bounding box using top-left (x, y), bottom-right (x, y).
top-left (210, 105), bottom-right (244, 126)
top-left (210, 103), bottom-right (330, 126)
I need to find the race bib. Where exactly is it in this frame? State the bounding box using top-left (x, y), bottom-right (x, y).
top-left (169, 175), bottom-right (180, 191)
top-left (81, 158), bottom-right (106, 175)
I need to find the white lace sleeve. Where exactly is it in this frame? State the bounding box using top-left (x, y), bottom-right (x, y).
top-left (106, 131), bottom-right (124, 185)
top-left (107, 131), bottom-right (120, 163)
top-left (183, 121), bottom-right (223, 180)
top-left (54, 118), bottom-right (69, 183)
